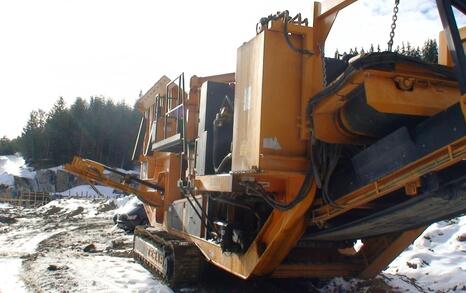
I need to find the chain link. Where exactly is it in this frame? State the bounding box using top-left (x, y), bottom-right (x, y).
top-left (319, 43), bottom-right (327, 87)
top-left (387, 0), bottom-right (400, 52)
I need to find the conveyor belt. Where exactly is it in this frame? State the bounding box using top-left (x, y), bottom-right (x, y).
top-left (304, 162), bottom-right (466, 241)
top-left (307, 52), bottom-right (457, 117)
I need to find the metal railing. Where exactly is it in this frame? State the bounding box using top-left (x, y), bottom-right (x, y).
top-left (0, 191), bottom-right (52, 208)
top-left (150, 73), bottom-right (187, 154)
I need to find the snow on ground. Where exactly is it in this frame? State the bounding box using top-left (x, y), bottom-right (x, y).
top-left (59, 184), bottom-right (119, 198)
top-left (68, 256), bottom-right (172, 293)
top-left (384, 216), bottom-right (466, 292)
top-left (37, 195), bottom-right (142, 219)
top-left (38, 198), bottom-right (113, 218)
top-left (3, 193), bottom-right (466, 292)
top-left (0, 154), bottom-right (36, 186)
top-left (0, 205), bottom-right (64, 293)
top-left (0, 197), bottom-right (172, 293)
top-left (0, 202), bottom-right (12, 209)
top-left (0, 172), bottom-right (14, 186)
top-left (0, 154), bottom-right (36, 178)
top-left (322, 215), bottom-right (466, 292)
top-left (45, 165), bottom-right (64, 172)
top-left (0, 258), bottom-right (28, 293)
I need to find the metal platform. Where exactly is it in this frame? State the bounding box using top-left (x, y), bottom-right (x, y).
top-left (152, 133), bottom-right (183, 153)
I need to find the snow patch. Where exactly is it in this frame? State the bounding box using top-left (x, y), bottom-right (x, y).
top-left (384, 215), bottom-right (466, 292)
top-left (39, 198), bottom-right (105, 218)
top-left (0, 173), bottom-right (14, 187)
top-left (322, 215), bottom-right (466, 292)
top-left (68, 256), bottom-right (173, 293)
top-left (0, 203), bottom-right (12, 209)
top-left (45, 165), bottom-right (64, 172)
top-left (0, 154), bottom-right (36, 181)
top-left (0, 258), bottom-right (27, 293)
top-left (59, 185), bottom-right (118, 198)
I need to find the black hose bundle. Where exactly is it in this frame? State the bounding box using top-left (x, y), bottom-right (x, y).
top-left (310, 137), bottom-right (343, 209)
top-left (208, 193), bottom-right (263, 233)
top-left (257, 10), bottom-right (313, 56)
top-left (241, 167), bottom-right (314, 212)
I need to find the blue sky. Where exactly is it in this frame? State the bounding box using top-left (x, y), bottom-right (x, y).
top-left (0, 0), bottom-right (464, 139)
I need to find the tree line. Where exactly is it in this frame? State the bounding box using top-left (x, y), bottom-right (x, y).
top-left (334, 39), bottom-right (439, 63)
top-left (1, 97), bottom-right (141, 169)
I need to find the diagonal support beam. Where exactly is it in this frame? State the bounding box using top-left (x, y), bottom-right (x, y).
top-left (359, 227), bottom-right (426, 278)
top-left (437, 0), bottom-right (466, 94)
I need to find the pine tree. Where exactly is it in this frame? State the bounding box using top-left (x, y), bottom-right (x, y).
top-left (20, 111), bottom-right (44, 162)
top-left (422, 39), bottom-right (438, 64)
top-left (0, 136), bottom-right (16, 155)
top-left (414, 47), bottom-right (422, 59)
top-left (406, 42), bottom-right (412, 56)
top-left (69, 98), bottom-right (88, 156)
top-left (44, 97), bottom-right (73, 165)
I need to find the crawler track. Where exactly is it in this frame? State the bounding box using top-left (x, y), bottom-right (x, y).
top-left (133, 226), bottom-right (205, 288)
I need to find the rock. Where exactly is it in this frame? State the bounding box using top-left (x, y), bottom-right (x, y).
top-left (47, 264), bottom-right (68, 271)
top-left (457, 233), bottom-right (466, 242)
top-left (66, 207), bottom-right (84, 218)
top-left (406, 258), bottom-right (428, 269)
top-left (47, 264), bottom-right (59, 271)
top-left (109, 238), bottom-right (128, 250)
top-left (0, 216), bottom-right (17, 224)
top-left (107, 249), bottom-right (133, 258)
top-left (35, 170), bottom-right (56, 193)
top-left (355, 278), bottom-right (394, 293)
top-left (55, 170), bottom-right (71, 192)
top-left (83, 243), bottom-right (97, 253)
top-left (14, 176), bottom-right (36, 193)
top-left (97, 201), bottom-right (117, 213)
top-left (43, 205), bottom-right (62, 216)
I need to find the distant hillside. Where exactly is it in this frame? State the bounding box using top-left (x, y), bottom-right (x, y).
top-left (1, 97), bottom-right (141, 169)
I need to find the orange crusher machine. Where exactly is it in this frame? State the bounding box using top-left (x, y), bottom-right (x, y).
top-left (65, 0), bottom-right (466, 286)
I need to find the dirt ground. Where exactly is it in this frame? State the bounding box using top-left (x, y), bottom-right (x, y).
top-left (0, 199), bottom-right (406, 293)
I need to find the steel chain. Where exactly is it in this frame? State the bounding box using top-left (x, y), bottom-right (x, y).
top-left (320, 43), bottom-right (327, 87)
top-left (387, 0), bottom-right (400, 52)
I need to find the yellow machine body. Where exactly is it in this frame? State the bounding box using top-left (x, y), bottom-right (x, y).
top-left (65, 0), bottom-right (466, 284)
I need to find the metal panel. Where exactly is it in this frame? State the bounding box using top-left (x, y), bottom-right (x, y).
top-left (231, 32), bottom-right (264, 171)
top-left (167, 200), bottom-right (185, 232)
top-left (185, 196), bottom-right (203, 237)
top-left (168, 196), bottom-right (204, 238)
top-left (195, 131), bottom-right (207, 176)
top-left (232, 29), bottom-right (306, 172)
